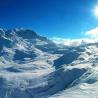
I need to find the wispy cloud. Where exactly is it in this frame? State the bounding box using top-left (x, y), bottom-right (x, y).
top-left (51, 27), bottom-right (98, 46)
top-left (52, 37), bottom-right (81, 46)
top-left (51, 37), bottom-right (98, 46)
top-left (85, 27), bottom-right (98, 38)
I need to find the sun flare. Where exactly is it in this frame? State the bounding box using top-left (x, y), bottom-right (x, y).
top-left (94, 6), bottom-right (98, 17)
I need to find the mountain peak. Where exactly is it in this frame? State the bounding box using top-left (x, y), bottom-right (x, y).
top-left (15, 29), bottom-right (38, 39)
top-left (4, 28), bottom-right (38, 39)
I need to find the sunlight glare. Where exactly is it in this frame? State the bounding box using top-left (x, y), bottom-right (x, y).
top-left (94, 6), bottom-right (98, 17)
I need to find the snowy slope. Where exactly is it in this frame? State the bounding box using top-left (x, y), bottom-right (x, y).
top-left (0, 29), bottom-right (98, 98)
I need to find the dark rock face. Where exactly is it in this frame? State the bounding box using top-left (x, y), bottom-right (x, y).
top-left (16, 29), bottom-right (38, 39)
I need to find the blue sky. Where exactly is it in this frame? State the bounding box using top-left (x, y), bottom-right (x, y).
top-left (0, 0), bottom-right (98, 38)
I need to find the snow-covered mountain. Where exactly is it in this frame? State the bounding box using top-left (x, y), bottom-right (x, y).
top-left (0, 28), bottom-right (98, 98)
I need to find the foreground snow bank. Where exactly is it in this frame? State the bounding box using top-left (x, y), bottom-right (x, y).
top-left (0, 65), bottom-right (86, 98)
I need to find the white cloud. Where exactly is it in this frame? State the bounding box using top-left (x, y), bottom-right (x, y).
top-left (51, 37), bottom-right (98, 46)
top-left (51, 27), bottom-right (98, 46)
top-left (85, 27), bottom-right (98, 38)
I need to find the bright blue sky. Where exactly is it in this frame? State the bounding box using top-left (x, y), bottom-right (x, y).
top-left (0, 0), bottom-right (98, 38)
